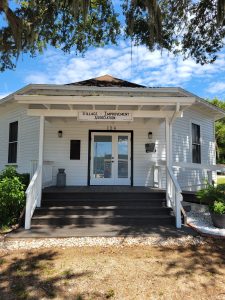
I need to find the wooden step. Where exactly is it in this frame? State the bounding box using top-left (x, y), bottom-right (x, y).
top-left (41, 198), bottom-right (166, 207)
top-left (42, 192), bottom-right (166, 201)
top-left (34, 206), bottom-right (172, 216)
top-left (31, 188), bottom-right (176, 230)
top-left (31, 214), bottom-right (175, 226)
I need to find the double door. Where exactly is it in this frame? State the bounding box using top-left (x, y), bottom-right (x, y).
top-left (90, 132), bottom-right (131, 185)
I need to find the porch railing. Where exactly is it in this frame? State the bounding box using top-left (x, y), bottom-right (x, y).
top-left (30, 160), bottom-right (53, 188)
top-left (167, 166), bottom-right (186, 228)
top-left (25, 166), bottom-right (42, 229)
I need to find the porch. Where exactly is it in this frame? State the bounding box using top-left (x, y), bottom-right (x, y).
top-left (8, 186), bottom-right (196, 238)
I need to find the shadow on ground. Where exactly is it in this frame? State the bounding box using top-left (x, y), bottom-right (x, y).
top-left (156, 239), bottom-right (225, 291)
top-left (1, 240), bottom-right (225, 299)
top-left (0, 250), bottom-right (94, 300)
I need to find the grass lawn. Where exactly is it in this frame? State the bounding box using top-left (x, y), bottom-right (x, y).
top-left (217, 175), bottom-right (225, 185)
top-left (1, 240), bottom-right (225, 300)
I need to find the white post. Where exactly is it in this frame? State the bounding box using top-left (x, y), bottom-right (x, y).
top-left (165, 118), bottom-right (171, 207)
top-left (37, 115), bottom-right (44, 207)
top-left (25, 194), bottom-right (31, 229)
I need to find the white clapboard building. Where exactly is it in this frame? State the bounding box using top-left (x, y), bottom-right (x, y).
top-left (1, 75), bottom-right (225, 232)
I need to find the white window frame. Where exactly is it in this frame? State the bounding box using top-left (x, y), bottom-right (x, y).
top-left (8, 121), bottom-right (19, 164)
top-left (190, 119), bottom-right (202, 165)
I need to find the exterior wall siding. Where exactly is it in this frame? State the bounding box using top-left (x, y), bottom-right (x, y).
top-left (43, 118), bottom-right (167, 187)
top-left (0, 102), bottom-right (217, 190)
top-left (0, 103), bottom-right (39, 175)
top-left (172, 107), bottom-right (216, 190)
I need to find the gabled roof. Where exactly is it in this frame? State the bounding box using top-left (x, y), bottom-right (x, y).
top-left (67, 74), bottom-right (145, 88)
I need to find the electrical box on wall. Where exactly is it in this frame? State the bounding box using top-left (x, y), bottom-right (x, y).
top-left (145, 143), bottom-right (156, 153)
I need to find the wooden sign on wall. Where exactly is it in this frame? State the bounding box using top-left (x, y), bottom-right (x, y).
top-left (78, 111), bottom-right (133, 121)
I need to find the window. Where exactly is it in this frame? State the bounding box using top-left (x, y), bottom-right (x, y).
top-left (192, 123), bottom-right (201, 164)
top-left (70, 140), bottom-right (81, 160)
top-left (8, 121), bottom-right (18, 163)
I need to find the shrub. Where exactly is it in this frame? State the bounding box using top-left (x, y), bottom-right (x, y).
top-left (210, 200), bottom-right (225, 215)
top-left (197, 183), bottom-right (225, 215)
top-left (196, 184), bottom-right (225, 205)
top-left (217, 183), bottom-right (225, 192)
top-left (0, 166), bottom-right (18, 180)
top-left (0, 167), bottom-right (26, 227)
top-left (0, 167), bottom-right (30, 189)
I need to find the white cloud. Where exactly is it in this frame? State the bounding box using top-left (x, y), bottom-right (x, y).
top-left (25, 72), bottom-right (50, 84)
top-left (24, 42), bottom-right (225, 92)
top-left (206, 81), bottom-right (225, 94)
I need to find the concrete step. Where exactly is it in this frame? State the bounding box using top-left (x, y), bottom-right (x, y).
top-left (31, 214), bottom-right (175, 226)
top-left (34, 206), bottom-right (172, 216)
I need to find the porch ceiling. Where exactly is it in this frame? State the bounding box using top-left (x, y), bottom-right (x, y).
top-left (29, 103), bottom-right (178, 111)
top-left (14, 94), bottom-right (195, 119)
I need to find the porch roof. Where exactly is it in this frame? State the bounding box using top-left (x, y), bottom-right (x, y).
top-left (1, 74), bottom-right (225, 120)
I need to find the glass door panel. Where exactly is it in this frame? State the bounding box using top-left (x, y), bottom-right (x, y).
top-left (90, 132), bottom-right (131, 185)
top-left (118, 136), bottom-right (128, 178)
top-left (93, 135), bottom-right (112, 179)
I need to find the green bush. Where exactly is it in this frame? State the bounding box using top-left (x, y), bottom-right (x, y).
top-left (197, 183), bottom-right (225, 214)
top-left (217, 183), bottom-right (225, 192)
top-left (211, 200), bottom-right (225, 215)
top-left (0, 167), bottom-right (26, 228)
top-left (0, 166), bottom-right (18, 180)
top-left (196, 184), bottom-right (225, 205)
top-left (0, 167), bottom-right (30, 188)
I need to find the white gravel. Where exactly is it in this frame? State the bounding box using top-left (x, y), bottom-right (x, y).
top-left (187, 210), bottom-right (225, 237)
top-left (0, 235), bottom-right (205, 252)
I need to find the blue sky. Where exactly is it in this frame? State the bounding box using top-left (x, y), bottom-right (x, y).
top-left (1, 40), bottom-right (225, 101)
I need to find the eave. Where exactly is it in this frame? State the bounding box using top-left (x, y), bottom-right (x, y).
top-left (14, 95), bottom-right (196, 106)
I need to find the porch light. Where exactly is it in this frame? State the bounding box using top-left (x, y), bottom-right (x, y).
top-left (58, 130), bottom-right (63, 138)
top-left (148, 132), bottom-right (153, 139)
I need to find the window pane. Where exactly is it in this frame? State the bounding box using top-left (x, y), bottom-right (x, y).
top-left (94, 136), bottom-right (112, 142)
top-left (192, 144), bottom-right (201, 164)
top-left (192, 123), bottom-right (200, 144)
top-left (118, 136), bottom-right (128, 178)
top-left (9, 121), bottom-right (18, 142)
top-left (93, 135), bottom-right (112, 178)
top-left (8, 142), bottom-right (17, 163)
top-left (192, 123), bottom-right (201, 163)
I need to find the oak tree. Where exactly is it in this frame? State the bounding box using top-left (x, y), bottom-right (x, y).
top-left (1, 0), bottom-right (225, 71)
